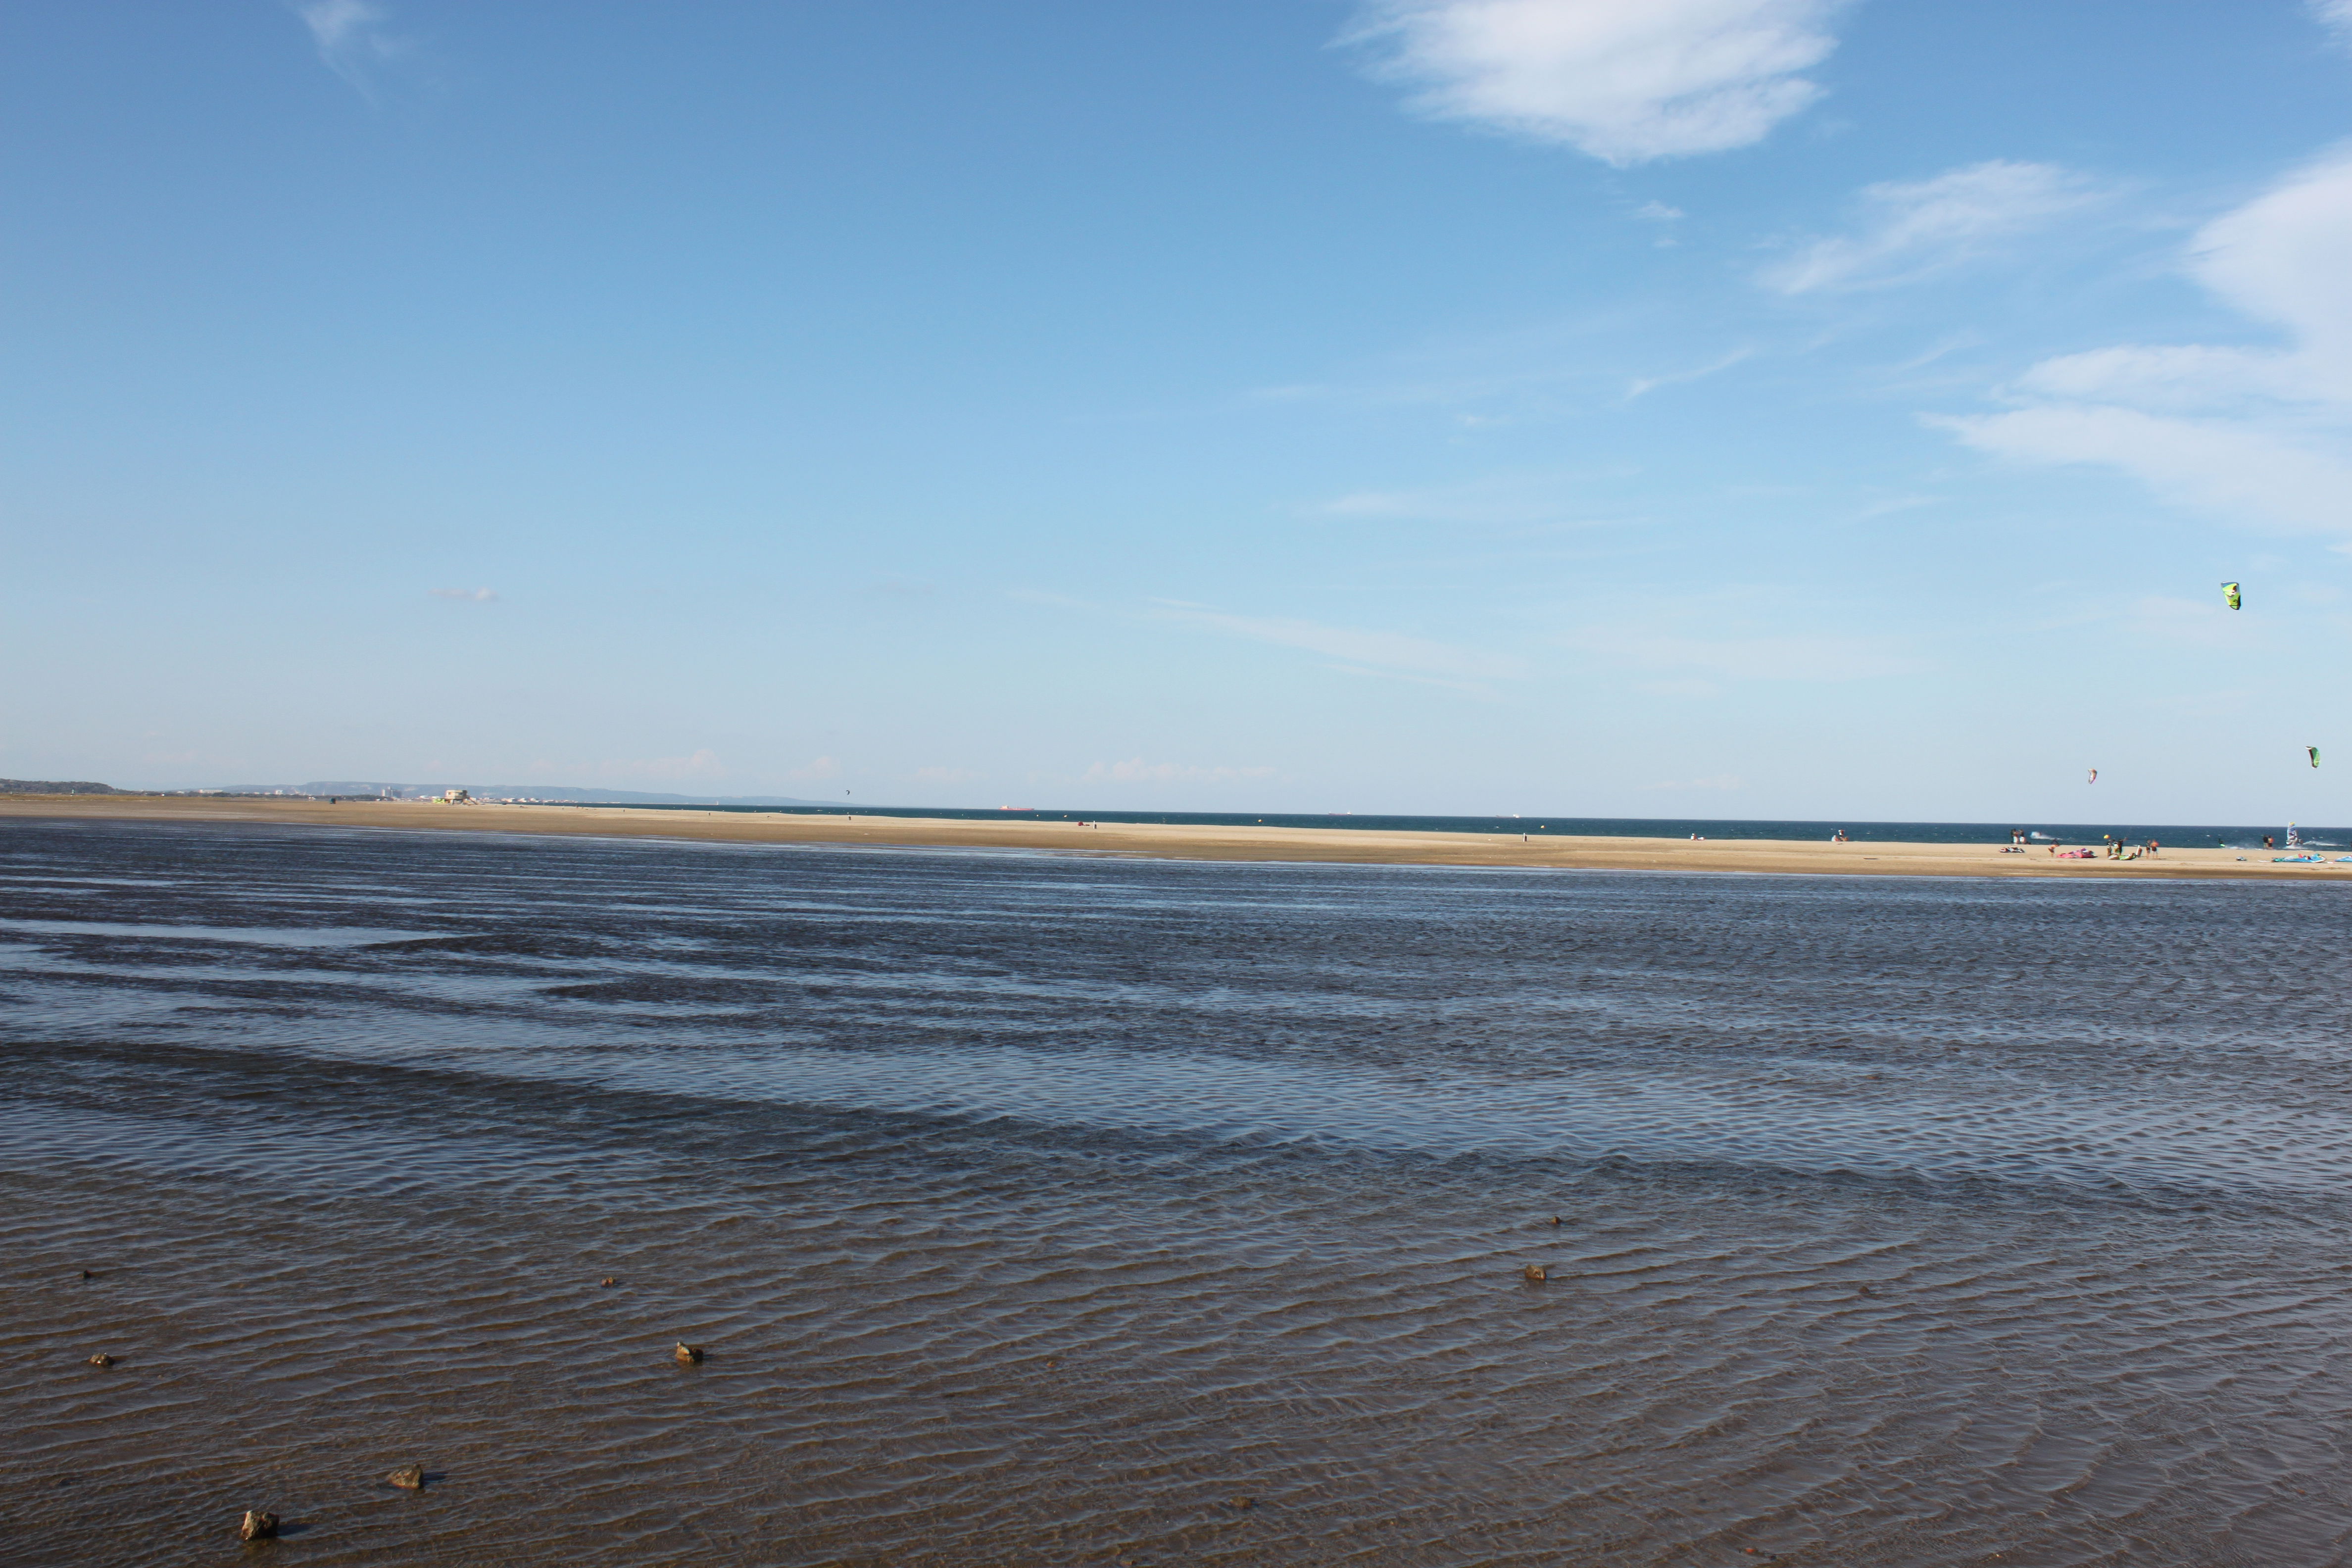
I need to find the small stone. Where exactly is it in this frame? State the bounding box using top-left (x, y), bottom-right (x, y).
top-left (386, 1464), bottom-right (424, 1491)
top-left (675, 1342), bottom-right (705, 1365)
top-left (80, 1269), bottom-right (95, 1279)
top-left (239, 1510), bottom-right (280, 1542)
top-left (1549, 1216), bottom-right (1561, 1226)
top-left (86, 1353), bottom-right (116, 1369)
top-left (600, 1276), bottom-right (618, 1287)
top-left (1522, 1264), bottom-right (1547, 1283)
top-left (1232, 1496), bottom-right (1255, 1509)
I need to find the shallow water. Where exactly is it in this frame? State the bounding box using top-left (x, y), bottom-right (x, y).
top-left (4, 818), bottom-right (2352, 1566)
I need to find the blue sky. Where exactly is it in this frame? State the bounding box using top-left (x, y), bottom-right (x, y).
top-left (6, 0), bottom-right (2352, 821)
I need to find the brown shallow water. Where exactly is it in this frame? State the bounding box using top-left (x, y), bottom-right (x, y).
top-left (4, 818), bottom-right (2352, 1566)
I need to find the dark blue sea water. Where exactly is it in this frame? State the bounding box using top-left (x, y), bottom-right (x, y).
top-left (569, 802), bottom-right (2350, 849)
top-left (7, 817), bottom-right (2352, 1566)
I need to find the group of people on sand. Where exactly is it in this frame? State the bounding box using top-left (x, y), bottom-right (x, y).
top-left (2019, 831), bottom-right (2159, 860)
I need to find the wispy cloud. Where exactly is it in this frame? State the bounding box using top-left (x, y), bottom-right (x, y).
top-left (1936, 149), bottom-right (2352, 536)
top-left (1314, 469), bottom-right (1629, 527)
top-left (1345, 0), bottom-right (1847, 165)
top-left (293, 0), bottom-right (406, 95)
top-left (430, 587), bottom-right (496, 602)
top-left (1765, 160), bottom-right (2100, 294)
top-left (1568, 626), bottom-right (1924, 682)
top-left (786, 756), bottom-right (844, 782)
top-left (588, 748), bottom-right (723, 783)
top-left (2129, 594), bottom-right (2254, 649)
top-left (2314, 0), bottom-right (2352, 50)
top-left (1626, 346), bottom-right (1752, 399)
top-left (1151, 602), bottom-right (1526, 682)
top-left (1079, 758), bottom-right (1277, 785)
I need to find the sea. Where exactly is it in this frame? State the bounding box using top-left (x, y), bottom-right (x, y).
top-left (5, 815), bottom-right (2352, 1566)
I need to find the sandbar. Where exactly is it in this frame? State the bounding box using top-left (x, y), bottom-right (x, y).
top-left (0, 794), bottom-right (2338, 881)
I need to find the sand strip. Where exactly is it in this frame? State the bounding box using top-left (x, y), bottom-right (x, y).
top-left (0, 794), bottom-right (2338, 881)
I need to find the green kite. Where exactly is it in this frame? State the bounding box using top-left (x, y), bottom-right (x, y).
top-left (2222, 582), bottom-right (2242, 610)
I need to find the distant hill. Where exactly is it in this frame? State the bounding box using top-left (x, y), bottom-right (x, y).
top-left (0, 778), bottom-right (121, 795)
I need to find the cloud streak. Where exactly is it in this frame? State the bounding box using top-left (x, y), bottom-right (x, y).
top-left (1345, 0), bottom-right (1846, 165)
top-left (1314, 469), bottom-right (1629, 527)
top-left (293, 0), bottom-right (405, 94)
top-left (430, 587), bottom-right (497, 602)
top-left (1079, 758), bottom-right (1277, 785)
top-left (1765, 160), bottom-right (2099, 294)
top-left (1568, 627), bottom-right (1923, 682)
top-left (1152, 602), bottom-right (1526, 682)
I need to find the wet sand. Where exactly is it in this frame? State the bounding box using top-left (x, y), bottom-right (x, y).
top-left (8, 819), bottom-right (2352, 1564)
top-left (0, 794), bottom-right (2323, 879)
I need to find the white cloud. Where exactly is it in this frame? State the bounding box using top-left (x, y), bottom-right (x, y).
top-left (2314, 0), bottom-right (2352, 49)
top-left (1151, 602), bottom-right (1526, 682)
top-left (1079, 758), bottom-right (1277, 785)
top-left (430, 587), bottom-right (496, 602)
top-left (786, 756), bottom-right (843, 782)
top-left (1935, 405), bottom-right (2352, 534)
top-left (294, 0), bottom-right (405, 91)
top-left (1635, 200), bottom-right (1686, 221)
top-left (1765, 160), bottom-right (2099, 294)
top-left (1937, 149), bottom-right (2352, 535)
top-left (1346, 0), bottom-right (1847, 165)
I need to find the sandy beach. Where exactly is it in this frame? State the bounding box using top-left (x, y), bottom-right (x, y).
top-left (0, 792), bottom-right (2337, 880)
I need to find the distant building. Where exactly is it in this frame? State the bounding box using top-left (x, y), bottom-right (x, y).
top-left (443, 788), bottom-right (471, 804)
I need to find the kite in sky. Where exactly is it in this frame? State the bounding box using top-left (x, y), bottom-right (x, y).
top-left (2222, 582), bottom-right (2242, 610)
top-left (2088, 768), bottom-right (2098, 784)
top-left (2310, 746), bottom-right (2321, 768)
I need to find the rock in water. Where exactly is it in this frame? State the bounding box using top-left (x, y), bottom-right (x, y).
top-left (600, 1276), bottom-right (618, 1287)
top-left (85, 1353), bottom-right (115, 1369)
top-left (239, 1510), bottom-right (279, 1541)
top-left (1522, 1264), bottom-right (1547, 1283)
top-left (386, 1464), bottom-right (425, 1491)
top-left (675, 1342), bottom-right (705, 1365)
